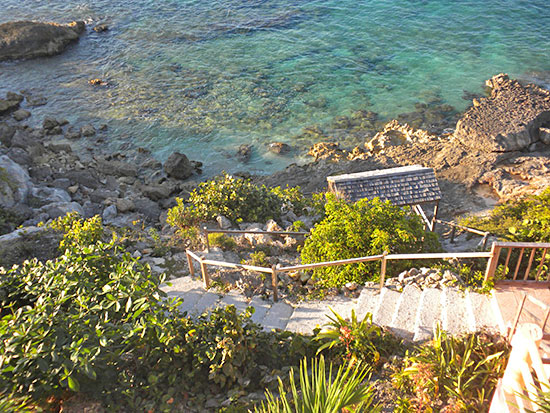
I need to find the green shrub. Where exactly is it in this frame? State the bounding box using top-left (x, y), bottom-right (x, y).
top-left (208, 232), bottom-right (238, 250)
top-left (0, 393), bottom-right (35, 413)
top-left (315, 309), bottom-right (402, 366)
top-left (245, 250), bottom-right (269, 267)
top-left (47, 211), bottom-right (104, 249)
top-left (0, 213), bottom-right (319, 410)
top-left (393, 326), bottom-right (510, 412)
top-left (256, 355), bottom-right (379, 413)
top-left (461, 188), bottom-right (550, 242)
top-left (300, 195), bottom-right (440, 286)
top-left (166, 173), bottom-right (319, 239)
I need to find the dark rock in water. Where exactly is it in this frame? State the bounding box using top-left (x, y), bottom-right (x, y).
top-left (0, 20), bottom-right (85, 61)
top-left (21, 91), bottom-right (47, 107)
top-left (43, 117), bottom-right (60, 131)
top-left (237, 144), bottom-right (252, 163)
top-left (164, 152), bottom-right (194, 180)
top-left (80, 124), bottom-right (96, 136)
top-left (0, 123), bottom-right (16, 146)
top-left (0, 93), bottom-right (22, 114)
top-left (268, 142), bottom-right (291, 155)
top-left (93, 23), bottom-right (109, 33)
top-left (455, 73), bottom-right (550, 152)
top-left (13, 109), bottom-right (31, 121)
top-left (65, 126), bottom-right (81, 140)
top-left (98, 158), bottom-right (138, 177)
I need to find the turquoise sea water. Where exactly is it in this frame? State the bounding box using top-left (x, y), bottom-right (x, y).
top-left (1, 0), bottom-right (550, 175)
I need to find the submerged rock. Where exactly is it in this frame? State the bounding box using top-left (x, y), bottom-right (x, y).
top-left (455, 73), bottom-right (550, 152)
top-left (0, 20), bottom-right (85, 61)
top-left (164, 152), bottom-right (194, 180)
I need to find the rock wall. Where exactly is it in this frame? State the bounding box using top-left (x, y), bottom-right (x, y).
top-left (455, 73), bottom-right (550, 152)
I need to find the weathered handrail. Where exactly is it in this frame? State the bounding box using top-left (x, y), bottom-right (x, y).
top-left (435, 218), bottom-right (491, 248)
top-left (484, 242), bottom-right (550, 284)
top-left (203, 226), bottom-right (309, 252)
top-left (185, 247), bottom-right (497, 300)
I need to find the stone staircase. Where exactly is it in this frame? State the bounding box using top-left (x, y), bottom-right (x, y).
top-left (162, 276), bottom-right (504, 341)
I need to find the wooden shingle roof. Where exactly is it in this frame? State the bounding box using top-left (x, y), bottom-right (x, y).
top-left (327, 165), bottom-right (441, 206)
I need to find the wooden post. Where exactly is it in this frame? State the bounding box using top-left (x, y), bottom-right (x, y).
top-left (204, 226), bottom-right (210, 253)
top-left (431, 202), bottom-right (439, 232)
top-left (186, 250), bottom-right (195, 277)
top-left (482, 232), bottom-right (489, 250)
top-left (379, 252), bottom-right (388, 292)
top-left (271, 265), bottom-right (279, 302)
top-left (484, 243), bottom-right (500, 284)
top-left (450, 226), bottom-right (456, 243)
top-left (200, 258), bottom-right (210, 289)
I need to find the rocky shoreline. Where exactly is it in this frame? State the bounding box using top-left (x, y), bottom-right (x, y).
top-left (1, 19), bottom-right (550, 269)
top-left (2, 73), bottom-right (550, 257)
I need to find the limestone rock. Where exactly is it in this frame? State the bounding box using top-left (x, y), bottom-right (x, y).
top-left (268, 142), bottom-right (291, 155)
top-left (0, 20), bottom-right (85, 61)
top-left (455, 73), bottom-right (550, 152)
top-left (216, 215), bottom-right (232, 229)
top-left (80, 124), bottom-right (96, 136)
top-left (163, 152), bottom-right (193, 180)
top-left (0, 154), bottom-right (31, 208)
top-left (13, 109), bottom-right (31, 121)
top-left (0, 93), bottom-right (22, 114)
top-left (237, 144), bottom-right (252, 163)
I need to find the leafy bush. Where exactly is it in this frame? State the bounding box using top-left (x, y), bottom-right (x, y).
top-left (393, 326), bottom-right (510, 412)
top-left (315, 309), bottom-right (402, 366)
top-left (461, 188), bottom-right (550, 242)
top-left (1, 214), bottom-right (319, 410)
top-left (256, 355), bottom-right (379, 413)
top-left (0, 231), bottom-right (170, 402)
top-left (47, 211), bottom-right (104, 249)
top-left (300, 195), bottom-right (440, 286)
top-left (0, 393), bottom-right (35, 413)
top-left (167, 173), bottom-right (319, 238)
top-left (208, 232), bottom-right (238, 250)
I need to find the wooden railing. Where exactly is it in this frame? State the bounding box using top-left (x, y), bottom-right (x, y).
top-left (185, 245), bottom-right (493, 302)
top-left (203, 226), bottom-right (309, 253)
top-left (484, 242), bottom-right (550, 285)
top-left (435, 218), bottom-right (491, 249)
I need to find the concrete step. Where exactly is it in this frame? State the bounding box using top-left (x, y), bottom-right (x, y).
top-left (248, 296), bottom-right (272, 325)
top-left (469, 291), bottom-right (499, 332)
top-left (192, 290), bottom-right (221, 315)
top-left (355, 287), bottom-right (381, 321)
top-left (373, 287), bottom-right (401, 327)
top-left (390, 284), bottom-right (422, 340)
top-left (162, 276), bottom-right (206, 315)
top-left (443, 287), bottom-right (475, 335)
top-left (413, 287), bottom-right (443, 342)
top-left (217, 291), bottom-right (250, 313)
top-left (261, 301), bottom-right (294, 331)
top-left (286, 297), bottom-right (355, 335)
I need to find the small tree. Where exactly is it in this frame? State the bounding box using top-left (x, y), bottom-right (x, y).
top-left (300, 195), bottom-right (440, 286)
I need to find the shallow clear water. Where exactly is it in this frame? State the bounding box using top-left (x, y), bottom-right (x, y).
top-left (1, 0), bottom-right (550, 175)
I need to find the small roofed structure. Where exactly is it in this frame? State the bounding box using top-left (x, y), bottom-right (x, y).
top-left (327, 165), bottom-right (442, 231)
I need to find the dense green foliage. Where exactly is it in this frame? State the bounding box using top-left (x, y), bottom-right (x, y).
top-left (208, 232), bottom-right (238, 250)
top-left (315, 309), bottom-right (402, 366)
top-left (256, 356), bottom-right (379, 413)
top-left (393, 326), bottom-right (510, 412)
top-left (461, 188), bottom-right (550, 242)
top-left (166, 173), bottom-right (321, 237)
top-left (300, 196), bottom-right (440, 286)
top-left (0, 214), bottom-right (317, 411)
